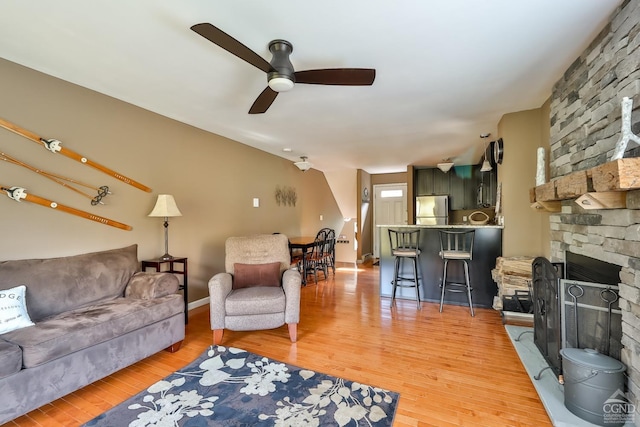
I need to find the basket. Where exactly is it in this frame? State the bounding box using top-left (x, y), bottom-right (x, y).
top-left (468, 211), bottom-right (490, 225)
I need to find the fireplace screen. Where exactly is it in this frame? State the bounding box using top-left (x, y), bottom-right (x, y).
top-left (560, 279), bottom-right (622, 360)
top-left (532, 257), bottom-right (563, 378)
top-left (532, 252), bottom-right (622, 379)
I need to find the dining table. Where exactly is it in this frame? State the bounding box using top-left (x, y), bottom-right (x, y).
top-left (288, 236), bottom-right (317, 285)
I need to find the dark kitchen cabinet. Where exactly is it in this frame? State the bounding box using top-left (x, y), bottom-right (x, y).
top-left (415, 165), bottom-right (497, 210)
top-left (449, 172), bottom-right (465, 210)
top-left (432, 169), bottom-right (450, 194)
top-left (415, 168), bottom-right (434, 196)
top-left (415, 168), bottom-right (450, 196)
top-left (478, 168), bottom-right (496, 207)
top-left (447, 165), bottom-right (477, 210)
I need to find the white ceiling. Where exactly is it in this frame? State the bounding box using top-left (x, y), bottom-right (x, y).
top-left (0, 1), bottom-right (622, 174)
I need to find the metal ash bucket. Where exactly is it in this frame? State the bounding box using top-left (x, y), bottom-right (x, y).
top-left (560, 348), bottom-right (627, 426)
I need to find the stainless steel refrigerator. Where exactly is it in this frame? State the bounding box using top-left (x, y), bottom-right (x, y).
top-left (415, 195), bottom-right (449, 225)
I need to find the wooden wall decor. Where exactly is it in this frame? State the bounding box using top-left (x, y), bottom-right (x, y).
top-left (1, 151), bottom-right (110, 205)
top-left (0, 117), bottom-right (151, 192)
top-left (1, 185), bottom-right (131, 230)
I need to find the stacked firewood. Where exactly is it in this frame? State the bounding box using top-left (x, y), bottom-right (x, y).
top-left (491, 256), bottom-right (535, 311)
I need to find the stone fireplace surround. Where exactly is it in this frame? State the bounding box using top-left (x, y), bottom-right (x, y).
top-left (548, 0), bottom-right (640, 418)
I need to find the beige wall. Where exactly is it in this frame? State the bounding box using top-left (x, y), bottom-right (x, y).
top-left (497, 103), bottom-right (551, 258)
top-left (371, 172), bottom-right (408, 186)
top-left (0, 58), bottom-right (343, 302)
top-left (325, 169), bottom-right (358, 263)
top-left (357, 169), bottom-right (372, 260)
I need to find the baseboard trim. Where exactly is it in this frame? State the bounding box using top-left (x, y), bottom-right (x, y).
top-left (357, 253), bottom-right (373, 264)
top-left (188, 297), bottom-right (209, 311)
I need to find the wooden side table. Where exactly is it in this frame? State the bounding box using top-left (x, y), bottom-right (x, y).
top-left (141, 257), bottom-right (188, 324)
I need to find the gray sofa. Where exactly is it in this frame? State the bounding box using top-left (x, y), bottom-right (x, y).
top-left (0, 244), bottom-right (185, 424)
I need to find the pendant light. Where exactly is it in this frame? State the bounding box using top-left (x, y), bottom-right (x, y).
top-left (480, 133), bottom-right (492, 172)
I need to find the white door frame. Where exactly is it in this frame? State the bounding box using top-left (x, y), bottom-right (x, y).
top-left (373, 183), bottom-right (408, 258)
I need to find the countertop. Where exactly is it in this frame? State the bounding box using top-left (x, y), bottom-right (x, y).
top-left (378, 224), bottom-right (502, 308)
top-left (377, 224), bottom-right (503, 229)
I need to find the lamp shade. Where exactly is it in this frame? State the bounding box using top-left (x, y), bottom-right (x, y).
top-left (148, 195), bottom-right (182, 217)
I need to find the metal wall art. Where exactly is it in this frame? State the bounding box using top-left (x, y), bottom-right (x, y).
top-left (275, 185), bottom-right (297, 206)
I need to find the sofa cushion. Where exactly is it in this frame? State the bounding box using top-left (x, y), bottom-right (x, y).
top-left (0, 285), bottom-right (35, 334)
top-left (232, 262), bottom-right (281, 289)
top-left (125, 272), bottom-right (179, 299)
top-left (0, 245), bottom-right (139, 322)
top-left (1, 294), bottom-right (183, 368)
top-left (225, 287), bottom-right (285, 316)
top-left (0, 340), bottom-right (22, 379)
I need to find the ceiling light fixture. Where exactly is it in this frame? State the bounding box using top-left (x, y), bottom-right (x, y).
top-left (268, 77), bottom-right (294, 92)
top-left (294, 156), bottom-right (312, 172)
top-left (437, 160), bottom-right (454, 173)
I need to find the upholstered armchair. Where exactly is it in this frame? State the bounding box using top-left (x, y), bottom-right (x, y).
top-left (208, 234), bottom-right (302, 345)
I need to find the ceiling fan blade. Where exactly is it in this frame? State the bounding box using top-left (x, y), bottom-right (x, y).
top-left (190, 23), bottom-right (272, 73)
top-left (294, 68), bottom-right (376, 85)
top-left (249, 87), bottom-right (279, 114)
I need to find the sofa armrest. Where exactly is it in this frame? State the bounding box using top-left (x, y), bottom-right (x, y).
top-left (282, 268), bottom-right (302, 324)
top-left (125, 272), bottom-right (179, 300)
top-left (208, 272), bottom-right (233, 329)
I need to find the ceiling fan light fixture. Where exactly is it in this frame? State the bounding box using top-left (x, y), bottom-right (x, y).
top-left (437, 161), bottom-right (454, 173)
top-left (268, 76), bottom-right (294, 92)
top-left (294, 156), bottom-right (312, 172)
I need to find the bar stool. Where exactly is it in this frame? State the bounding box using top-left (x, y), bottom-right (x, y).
top-left (388, 228), bottom-right (421, 309)
top-left (438, 230), bottom-right (475, 316)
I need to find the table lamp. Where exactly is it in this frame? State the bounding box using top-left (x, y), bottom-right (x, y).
top-left (148, 194), bottom-right (182, 260)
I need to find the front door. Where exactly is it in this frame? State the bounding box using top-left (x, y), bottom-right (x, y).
top-left (373, 183), bottom-right (408, 258)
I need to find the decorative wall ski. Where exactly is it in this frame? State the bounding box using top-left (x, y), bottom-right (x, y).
top-left (0, 117), bottom-right (151, 192)
top-left (1, 151), bottom-right (110, 205)
top-left (1, 185), bottom-right (131, 230)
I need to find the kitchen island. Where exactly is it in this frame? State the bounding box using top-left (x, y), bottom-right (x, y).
top-left (378, 224), bottom-right (502, 309)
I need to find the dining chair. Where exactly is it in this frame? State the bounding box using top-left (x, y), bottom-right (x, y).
top-left (305, 229), bottom-right (329, 284)
top-left (315, 227), bottom-right (336, 276)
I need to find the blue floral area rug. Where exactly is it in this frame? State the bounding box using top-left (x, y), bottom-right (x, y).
top-left (83, 345), bottom-right (399, 426)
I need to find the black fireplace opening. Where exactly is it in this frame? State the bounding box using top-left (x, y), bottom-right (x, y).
top-left (565, 251), bottom-right (621, 285)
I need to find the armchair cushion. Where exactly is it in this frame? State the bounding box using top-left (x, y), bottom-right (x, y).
top-left (225, 287), bottom-right (286, 316)
top-left (232, 262), bottom-right (281, 289)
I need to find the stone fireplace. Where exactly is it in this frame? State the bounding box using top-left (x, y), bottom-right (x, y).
top-left (548, 0), bottom-right (640, 420)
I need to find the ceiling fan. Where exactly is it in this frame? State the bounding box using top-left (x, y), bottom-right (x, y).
top-left (190, 23), bottom-right (376, 114)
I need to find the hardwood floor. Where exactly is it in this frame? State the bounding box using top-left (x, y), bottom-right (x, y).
top-left (7, 261), bottom-right (551, 426)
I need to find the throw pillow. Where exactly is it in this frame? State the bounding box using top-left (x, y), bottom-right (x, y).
top-left (0, 285), bottom-right (35, 334)
top-left (233, 262), bottom-right (282, 289)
